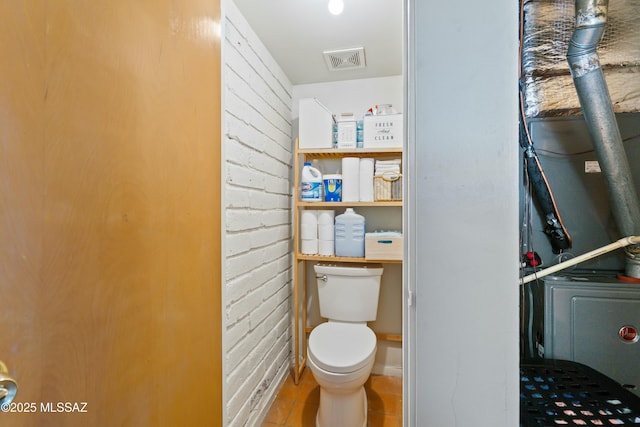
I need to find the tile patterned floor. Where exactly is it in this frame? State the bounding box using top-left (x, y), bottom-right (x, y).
top-left (262, 369), bottom-right (402, 427)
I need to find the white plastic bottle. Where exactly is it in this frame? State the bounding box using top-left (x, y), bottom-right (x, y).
top-left (334, 208), bottom-right (365, 257)
top-left (301, 162), bottom-right (323, 202)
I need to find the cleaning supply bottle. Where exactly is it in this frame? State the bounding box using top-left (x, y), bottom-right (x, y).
top-left (300, 162), bottom-right (323, 202)
top-left (335, 208), bottom-right (365, 257)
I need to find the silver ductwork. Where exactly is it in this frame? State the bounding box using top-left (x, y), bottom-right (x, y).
top-left (567, 0), bottom-right (640, 278)
top-left (521, 0), bottom-right (640, 118)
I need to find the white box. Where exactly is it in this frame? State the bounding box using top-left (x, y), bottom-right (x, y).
top-left (365, 231), bottom-right (403, 260)
top-left (337, 121), bottom-right (357, 148)
top-left (363, 114), bottom-right (403, 148)
top-left (299, 98), bottom-right (334, 149)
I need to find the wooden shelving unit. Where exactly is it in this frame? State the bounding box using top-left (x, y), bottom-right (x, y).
top-left (298, 201), bottom-right (402, 207)
top-left (298, 147), bottom-right (402, 158)
top-left (296, 253), bottom-right (402, 263)
top-left (292, 140), bottom-right (403, 384)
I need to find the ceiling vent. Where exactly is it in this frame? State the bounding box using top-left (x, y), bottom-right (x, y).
top-left (323, 47), bottom-right (366, 71)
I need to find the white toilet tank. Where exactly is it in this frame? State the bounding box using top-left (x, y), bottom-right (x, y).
top-left (314, 263), bottom-right (383, 322)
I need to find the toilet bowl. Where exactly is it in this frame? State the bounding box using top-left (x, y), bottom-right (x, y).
top-left (308, 321), bottom-right (377, 427)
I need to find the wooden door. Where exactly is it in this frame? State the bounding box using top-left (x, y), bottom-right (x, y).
top-left (0, 1), bottom-right (222, 425)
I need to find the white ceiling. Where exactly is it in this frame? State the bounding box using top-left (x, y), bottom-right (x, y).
top-left (232, 0), bottom-right (403, 85)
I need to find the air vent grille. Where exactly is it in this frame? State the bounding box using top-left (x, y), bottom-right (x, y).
top-left (323, 47), bottom-right (366, 71)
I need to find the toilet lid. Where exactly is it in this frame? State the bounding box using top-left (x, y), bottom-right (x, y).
top-left (308, 323), bottom-right (377, 373)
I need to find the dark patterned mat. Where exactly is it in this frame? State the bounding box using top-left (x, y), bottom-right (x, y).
top-left (521, 359), bottom-right (640, 426)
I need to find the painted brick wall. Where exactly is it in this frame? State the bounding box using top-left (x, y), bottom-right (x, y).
top-left (223, 2), bottom-right (293, 426)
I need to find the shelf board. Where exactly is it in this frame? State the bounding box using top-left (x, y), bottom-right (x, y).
top-left (296, 254), bottom-right (402, 263)
top-left (298, 147), bottom-right (402, 158)
top-left (297, 201), bottom-right (402, 207)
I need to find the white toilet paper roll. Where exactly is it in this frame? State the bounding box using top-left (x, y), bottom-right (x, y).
top-left (316, 210), bottom-right (335, 225)
top-left (341, 157), bottom-right (360, 202)
top-left (318, 224), bottom-right (334, 241)
top-left (301, 239), bottom-right (318, 255)
top-left (359, 158), bottom-right (374, 202)
top-left (301, 210), bottom-right (318, 226)
top-left (318, 239), bottom-right (335, 256)
top-left (300, 223), bottom-right (318, 239)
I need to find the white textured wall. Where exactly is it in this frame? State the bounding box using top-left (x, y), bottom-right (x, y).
top-left (222, 2), bottom-right (293, 426)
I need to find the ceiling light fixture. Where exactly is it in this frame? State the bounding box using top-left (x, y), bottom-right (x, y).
top-left (328, 0), bottom-right (344, 15)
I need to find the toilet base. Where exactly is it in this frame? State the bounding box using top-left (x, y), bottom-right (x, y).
top-left (316, 385), bottom-right (367, 427)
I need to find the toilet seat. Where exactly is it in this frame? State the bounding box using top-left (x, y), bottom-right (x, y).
top-left (308, 322), bottom-right (376, 374)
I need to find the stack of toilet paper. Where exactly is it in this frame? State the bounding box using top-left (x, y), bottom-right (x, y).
top-left (300, 210), bottom-right (335, 255)
top-left (341, 157), bottom-right (375, 202)
top-left (317, 210), bottom-right (335, 255)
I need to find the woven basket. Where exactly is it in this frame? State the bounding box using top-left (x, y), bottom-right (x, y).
top-left (373, 172), bottom-right (402, 201)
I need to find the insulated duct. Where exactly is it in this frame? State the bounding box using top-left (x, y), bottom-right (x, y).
top-left (567, 0), bottom-right (640, 278)
top-left (522, 0), bottom-right (640, 118)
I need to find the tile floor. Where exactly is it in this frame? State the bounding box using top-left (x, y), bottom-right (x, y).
top-left (261, 369), bottom-right (402, 427)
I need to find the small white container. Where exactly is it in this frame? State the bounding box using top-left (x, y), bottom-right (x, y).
top-left (323, 174), bottom-right (342, 202)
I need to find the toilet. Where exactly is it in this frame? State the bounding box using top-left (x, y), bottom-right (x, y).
top-left (308, 263), bottom-right (384, 427)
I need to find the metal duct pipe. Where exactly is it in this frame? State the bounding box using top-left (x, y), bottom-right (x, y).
top-left (567, 0), bottom-right (640, 278)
